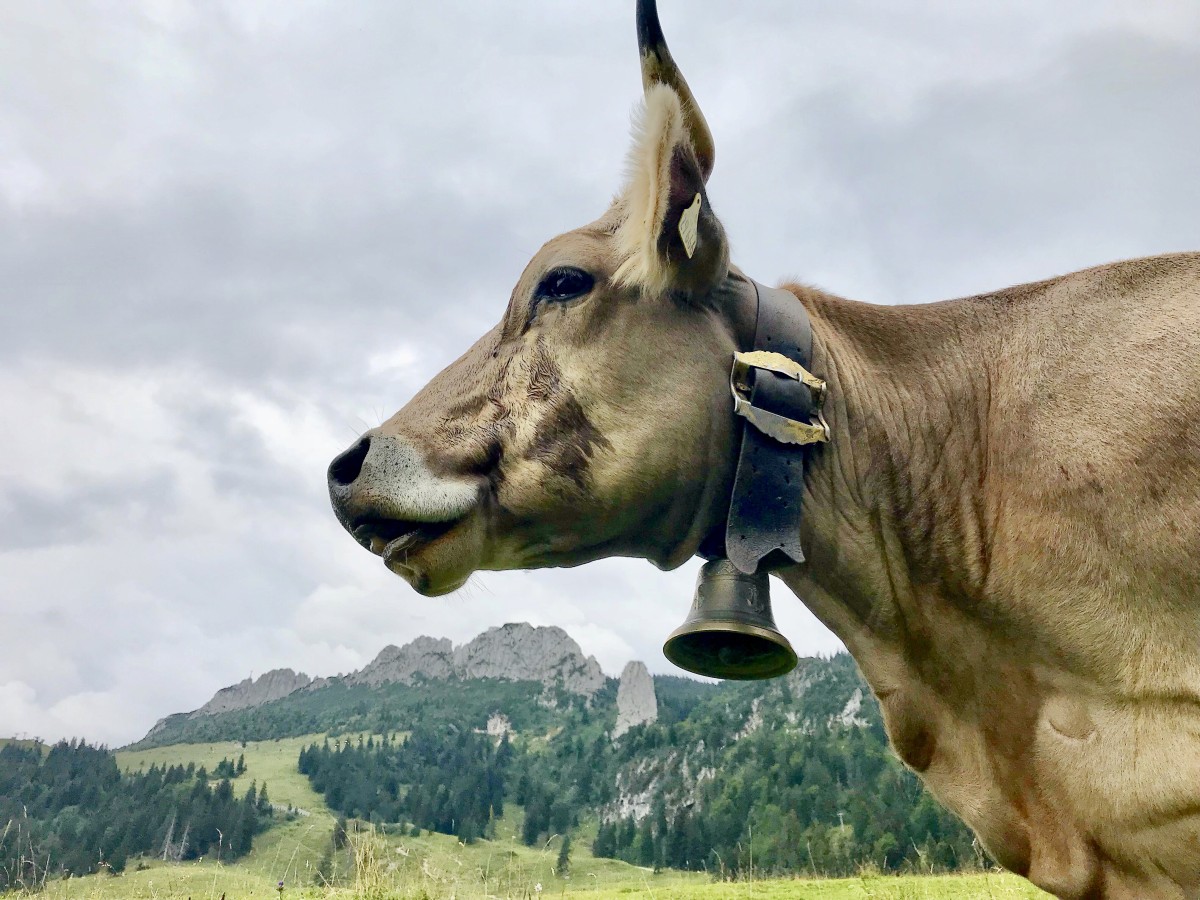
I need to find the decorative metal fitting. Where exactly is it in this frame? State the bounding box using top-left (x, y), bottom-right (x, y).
top-left (730, 350), bottom-right (831, 446)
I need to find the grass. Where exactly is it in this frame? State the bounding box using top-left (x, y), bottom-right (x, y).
top-left (0, 739), bottom-right (46, 754)
top-left (11, 866), bottom-right (1050, 899)
top-left (116, 734), bottom-right (330, 815)
top-left (117, 734), bottom-right (341, 886)
top-left (570, 873), bottom-right (1049, 898)
top-left (54, 734), bottom-right (1051, 900)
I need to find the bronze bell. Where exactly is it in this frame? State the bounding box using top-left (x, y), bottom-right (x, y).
top-left (663, 559), bottom-right (798, 680)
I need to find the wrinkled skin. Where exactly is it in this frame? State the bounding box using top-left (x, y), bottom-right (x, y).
top-left (328, 8), bottom-right (1200, 898)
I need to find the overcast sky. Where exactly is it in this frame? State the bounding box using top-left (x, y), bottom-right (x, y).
top-left (2, 0), bottom-right (1198, 747)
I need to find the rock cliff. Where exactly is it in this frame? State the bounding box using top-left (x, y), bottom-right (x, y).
top-left (179, 623), bottom-right (608, 729)
top-left (345, 623), bottom-right (606, 695)
top-left (452, 623), bottom-right (607, 696)
top-left (191, 668), bottom-right (312, 717)
top-left (347, 636), bottom-right (455, 686)
top-left (613, 661), bottom-right (658, 738)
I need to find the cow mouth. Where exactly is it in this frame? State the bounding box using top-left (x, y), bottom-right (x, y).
top-left (350, 515), bottom-right (459, 560)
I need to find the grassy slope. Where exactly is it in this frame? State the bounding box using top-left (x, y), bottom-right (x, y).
top-left (117, 734), bottom-right (328, 814)
top-left (14, 866), bottom-right (1050, 899)
top-left (114, 733), bottom-right (693, 893)
top-left (0, 738), bottom-right (46, 753)
top-left (74, 735), bottom-right (1051, 899)
top-left (117, 734), bottom-right (339, 886)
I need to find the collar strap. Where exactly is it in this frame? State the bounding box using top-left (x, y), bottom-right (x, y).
top-left (724, 281), bottom-right (829, 574)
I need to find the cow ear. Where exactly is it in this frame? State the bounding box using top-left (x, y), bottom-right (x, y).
top-left (614, 85), bottom-right (729, 295)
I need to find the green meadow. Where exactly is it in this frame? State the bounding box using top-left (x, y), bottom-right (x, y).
top-left (8, 735), bottom-right (1048, 899)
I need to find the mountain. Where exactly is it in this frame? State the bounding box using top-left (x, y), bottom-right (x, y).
top-left (348, 635), bottom-right (456, 687)
top-left (132, 624), bottom-right (869, 754)
top-left (137, 623), bottom-right (606, 746)
top-left (278, 646), bottom-right (976, 876)
top-left (448, 623), bottom-right (607, 695)
top-left (193, 668), bottom-right (314, 716)
top-left (349, 624), bottom-right (607, 696)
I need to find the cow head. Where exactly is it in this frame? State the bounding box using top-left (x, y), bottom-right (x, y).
top-left (328, 0), bottom-right (759, 595)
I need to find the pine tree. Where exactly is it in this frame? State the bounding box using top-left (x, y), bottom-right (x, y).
top-left (457, 816), bottom-right (479, 845)
top-left (555, 832), bottom-right (572, 876)
top-left (635, 817), bottom-right (655, 867)
top-left (550, 799), bottom-right (573, 836)
top-left (333, 815), bottom-right (349, 850)
top-left (592, 822), bottom-right (616, 859)
top-left (666, 810), bottom-right (688, 869)
top-left (626, 817), bottom-right (639, 854)
top-left (234, 785), bottom-right (258, 854)
top-left (314, 842), bottom-right (335, 886)
top-left (521, 799), bottom-right (542, 847)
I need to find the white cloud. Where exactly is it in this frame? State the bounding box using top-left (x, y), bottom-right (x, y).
top-left (0, 682), bottom-right (53, 742)
top-left (1, 0), bottom-right (1196, 745)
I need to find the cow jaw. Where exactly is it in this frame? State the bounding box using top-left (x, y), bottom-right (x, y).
top-left (382, 511), bottom-right (486, 597)
top-left (327, 431), bottom-right (485, 595)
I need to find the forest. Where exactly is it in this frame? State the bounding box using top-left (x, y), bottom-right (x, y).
top-left (0, 741), bottom-right (272, 887)
top-left (296, 658), bottom-right (983, 877)
top-left (299, 728), bottom-right (511, 844)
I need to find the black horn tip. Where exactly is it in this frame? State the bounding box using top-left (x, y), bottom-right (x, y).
top-left (636, 0), bottom-right (666, 54)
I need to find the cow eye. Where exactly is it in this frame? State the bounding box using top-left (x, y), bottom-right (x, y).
top-left (535, 267), bottom-right (594, 302)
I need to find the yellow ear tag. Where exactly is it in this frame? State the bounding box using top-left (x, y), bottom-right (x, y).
top-left (678, 192), bottom-right (702, 259)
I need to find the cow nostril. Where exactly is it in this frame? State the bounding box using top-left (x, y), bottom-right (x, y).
top-left (329, 436), bottom-right (370, 487)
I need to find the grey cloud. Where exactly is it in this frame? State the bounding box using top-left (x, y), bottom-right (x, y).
top-left (172, 390), bottom-right (322, 506)
top-left (1, 178), bottom-right (552, 381)
top-left (1, 1), bottom-right (1197, 745)
top-left (715, 27), bottom-right (1200, 304)
top-left (813, 29), bottom-right (1200, 301)
top-left (0, 471), bottom-right (178, 551)
top-left (3, 1), bottom-right (633, 391)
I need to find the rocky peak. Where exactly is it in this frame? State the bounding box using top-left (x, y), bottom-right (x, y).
top-left (348, 636), bottom-right (455, 687)
top-left (613, 661), bottom-right (657, 738)
top-left (191, 668), bottom-right (312, 717)
top-left (178, 623), bottom-right (608, 730)
top-left (452, 623), bottom-right (607, 697)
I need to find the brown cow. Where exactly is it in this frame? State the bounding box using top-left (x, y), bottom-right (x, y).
top-left (327, 3), bottom-right (1200, 897)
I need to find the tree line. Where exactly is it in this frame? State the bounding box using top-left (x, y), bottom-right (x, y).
top-left (530, 655), bottom-right (983, 876)
top-left (587, 723), bottom-right (979, 875)
top-left (298, 727), bottom-right (512, 844)
top-left (0, 739), bottom-right (272, 887)
top-left (292, 659), bottom-right (980, 877)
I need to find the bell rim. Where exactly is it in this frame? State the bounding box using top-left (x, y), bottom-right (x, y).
top-left (662, 619), bottom-right (798, 680)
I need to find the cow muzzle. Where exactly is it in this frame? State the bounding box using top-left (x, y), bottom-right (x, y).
top-left (327, 431), bottom-right (482, 594)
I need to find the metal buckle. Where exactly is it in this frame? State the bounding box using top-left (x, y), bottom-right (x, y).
top-left (730, 350), bottom-right (831, 446)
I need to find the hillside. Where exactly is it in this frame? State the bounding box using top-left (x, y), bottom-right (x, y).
top-left (114, 731), bottom-right (705, 896)
top-left (133, 675), bottom-right (576, 749)
top-left (122, 626), bottom-right (981, 879)
top-left (0, 739), bottom-right (272, 886)
top-left (2, 652), bottom-right (1050, 896)
top-left (104, 733), bottom-right (1048, 900)
top-left (133, 623), bottom-right (608, 749)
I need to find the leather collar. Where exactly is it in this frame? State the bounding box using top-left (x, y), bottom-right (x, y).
top-left (702, 280), bottom-right (829, 573)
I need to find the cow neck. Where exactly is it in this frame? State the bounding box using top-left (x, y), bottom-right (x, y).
top-left (699, 279), bottom-right (830, 573)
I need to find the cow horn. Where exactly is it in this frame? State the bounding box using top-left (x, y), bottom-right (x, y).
top-left (636, 0), bottom-right (715, 180)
